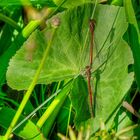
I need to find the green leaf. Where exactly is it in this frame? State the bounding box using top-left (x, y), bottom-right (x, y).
top-left (0, 35), bottom-right (25, 87)
top-left (0, 7), bottom-right (21, 55)
top-left (124, 0), bottom-right (140, 90)
top-left (56, 97), bottom-right (72, 134)
top-left (0, 7), bottom-right (21, 86)
top-left (7, 4), bottom-right (129, 90)
top-left (0, 107), bottom-right (45, 140)
top-left (70, 76), bottom-right (91, 125)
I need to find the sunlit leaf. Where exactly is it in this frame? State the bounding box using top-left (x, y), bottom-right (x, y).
top-left (7, 4), bottom-right (129, 90)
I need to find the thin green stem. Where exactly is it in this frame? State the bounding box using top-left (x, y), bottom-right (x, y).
top-left (41, 85), bottom-right (46, 102)
top-left (0, 13), bottom-right (21, 31)
top-left (12, 90), bottom-right (59, 132)
top-left (3, 27), bottom-right (57, 140)
top-left (44, 0), bottom-right (66, 19)
top-left (130, 88), bottom-right (139, 104)
top-left (0, 96), bottom-right (19, 107)
top-left (66, 103), bottom-right (72, 137)
top-left (33, 90), bottom-right (40, 108)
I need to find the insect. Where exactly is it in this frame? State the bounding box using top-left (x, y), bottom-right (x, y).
top-left (85, 19), bottom-right (96, 117)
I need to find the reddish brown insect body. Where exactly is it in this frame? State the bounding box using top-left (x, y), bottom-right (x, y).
top-left (86, 65), bottom-right (93, 110)
top-left (86, 19), bottom-right (96, 117)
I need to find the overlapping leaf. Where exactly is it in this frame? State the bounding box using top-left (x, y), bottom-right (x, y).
top-left (7, 4), bottom-right (130, 90)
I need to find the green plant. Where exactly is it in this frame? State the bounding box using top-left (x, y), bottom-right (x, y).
top-left (0, 0), bottom-right (140, 140)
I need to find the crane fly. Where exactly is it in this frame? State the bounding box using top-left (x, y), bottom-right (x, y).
top-left (85, 19), bottom-right (96, 117)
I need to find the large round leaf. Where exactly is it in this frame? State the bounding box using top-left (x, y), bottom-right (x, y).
top-left (7, 4), bottom-right (131, 90)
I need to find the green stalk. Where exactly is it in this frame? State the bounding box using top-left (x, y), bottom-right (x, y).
top-left (22, 20), bottom-right (42, 37)
top-left (3, 27), bottom-right (57, 140)
top-left (42, 0), bottom-right (66, 20)
top-left (66, 103), bottom-right (72, 137)
top-left (0, 13), bottom-right (21, 31)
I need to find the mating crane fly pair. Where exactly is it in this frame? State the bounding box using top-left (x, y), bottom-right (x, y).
top-left (85, 19), bottom-right (96, 118)
top-left (24, 18), bottom-right (96, 117)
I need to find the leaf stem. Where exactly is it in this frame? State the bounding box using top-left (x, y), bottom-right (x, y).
top-left (66, 103), bottom-right (72, 137)
top-left (3, 27), bottom-right (57, 140)
top-left (22, 20), bottom-right (42, 37)
top-left (0, 13), bottom-right (21, 31)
